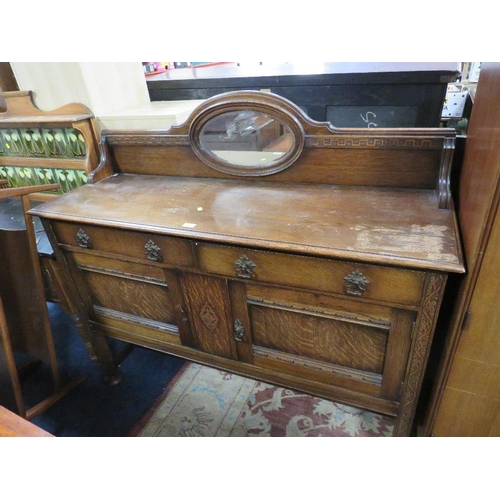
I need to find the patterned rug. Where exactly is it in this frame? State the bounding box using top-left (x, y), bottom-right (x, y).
top-left (132, 363), bottom-right (395, 437)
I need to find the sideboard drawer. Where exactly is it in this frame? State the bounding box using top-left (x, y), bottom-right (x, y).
top-left (51, 221), bottom-right (194, 268)
top-left (196, 243), bottom-right (425, 307)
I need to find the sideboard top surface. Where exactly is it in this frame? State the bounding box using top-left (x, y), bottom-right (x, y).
top-left (29, 90), bottom-right (464, 274)
top-left (31, 173), bottom-right (464, 273)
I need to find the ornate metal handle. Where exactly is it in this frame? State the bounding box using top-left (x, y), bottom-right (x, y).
top-left (343, 269), bottom-right (370, 297)
top-left (76, 228), bottom-right (92, 249)
top-left (235, 254), bottom-right (256, 279)
top-left (233, 319), bottom-right (245, 342)
top-left (145, 239), bottom-right (162, 262)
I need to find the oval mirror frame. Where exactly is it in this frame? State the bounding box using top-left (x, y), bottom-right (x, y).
top-left (189, 92), bottom-right (305, 176)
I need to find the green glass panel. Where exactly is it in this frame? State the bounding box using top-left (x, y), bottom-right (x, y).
top-left (22, 128), bottom-right (47, 157)
top-left (0, 166), bottom-right (87, 194)
top-left (42, 128), bottom-right (67, 157)
top-left (65, 129), bottom-right (86, 157)
top-left (0, 129), bottom-right (27, 156)
top-left (0, 127), bottom-right (87, 158)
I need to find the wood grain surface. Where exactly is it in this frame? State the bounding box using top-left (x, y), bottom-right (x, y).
top-left (31, 175), bottom-right (464, 273)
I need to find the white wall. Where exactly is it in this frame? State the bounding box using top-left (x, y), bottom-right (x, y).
top-left (11, 62), bottom-right (90, 110)
top-left (10, 62), bottom-right (202, 130)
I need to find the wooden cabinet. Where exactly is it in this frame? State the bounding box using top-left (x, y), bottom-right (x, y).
top-left (0, 90), bottom-right (101, 306)
top-left (30, 90), bottom-right (464, 436)
top-left (423, 63), bottom-right (500, 436)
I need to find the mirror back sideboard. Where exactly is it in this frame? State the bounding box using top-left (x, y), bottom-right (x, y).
top-left (29, 90), bottom-right (464, 436)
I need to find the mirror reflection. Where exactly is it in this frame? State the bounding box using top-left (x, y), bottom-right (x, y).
top-left (199, 111), bottom-right (294, 168)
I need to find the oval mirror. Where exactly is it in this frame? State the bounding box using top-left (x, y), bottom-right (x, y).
top-left (196, 110), bottom-right (300, 175)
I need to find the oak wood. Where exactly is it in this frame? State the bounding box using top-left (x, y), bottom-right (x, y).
top-left (0, 63), bottom-right (19, 92)
top-left (424, 63), bottom-right (500, 436)
top-left (92, 321), bottom-right (400, 417)
top-left (85, 270), bottom-right (175, 325)
top-left (431, 187), bottom-right (500, 435)
top-left (228, 280), bottom-right (254, 363)
top-left (0, 91), bottom-right (101, 179)
top-left (0, 406), bottom-right (53, 437)
top-left (396, 272), bottom-right (447, 436)
top-left (0, 90), bottom-right (93, 122)
top-left (41, 219), bottom-right (123, 385)
top-left (0, 91), bottom-right (102, 320)
top-left (0, 184), bottom-right (88, 419)
top-left (0, 183), bottom-right (59, 198)
top-left (162, 268), bottom-right (194, 348)
top-left (51, 220), bottom-right (194, 268)
top-left (29, 90), bottom-right (464, 436)
top-left (71, 251), bottom-right (168, 283)
top-left (0, 156), bottom-right (86, 170)
top-left (92, 313), bottom-right (181, 346)
top-left (0, 186), bottom-right (60, 418)
top-left (250, 304), bottom-right (388, 373)
top-left (21, 191), bottom-right (60, 388)
top-left (196, 242), bottom-right (428, 305)
top-left (33, 176), bottom-right (464, 273)
top-left (97, 90), bottom-right (455, 208)
top-left (381, 309), bottom-right (415, 401)
top-left (246, 283), bottom-right (393, 325)
top-left (0, 298), bottom-right (24, 416)
top-left (180, 273), bottom-right (237, 360)
top-left (110, 143), bottom-right (443, 189)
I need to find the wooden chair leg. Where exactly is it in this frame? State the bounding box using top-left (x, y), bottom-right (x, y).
top-left (21, 194), bottom-right (61, 390)
top-left (0, 297), bottom-right (26, 418)
top-left (1, 293), bottom-right (86, 421)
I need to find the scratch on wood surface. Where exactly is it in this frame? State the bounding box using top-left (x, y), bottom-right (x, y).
top-left (353, 224), bottom-right (458, 263)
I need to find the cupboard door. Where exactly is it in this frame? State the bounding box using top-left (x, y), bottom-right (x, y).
top-left (180, 273), bottom-right (238, 360)
top-left (245, 284), bottom-right (415, 404)
top-left (66, 252), bottom-right (184, 344)
top-left (251, 304), bottom-right (388, 373)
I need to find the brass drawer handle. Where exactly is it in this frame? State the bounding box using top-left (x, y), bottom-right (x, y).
top-left (344, 269), bottom-right (370, 297)
top-left (235, 254), bottom-right (256, 279)
top-left (234, 319), bottom-right (245, 342)
top-left (76, 228), bottom-right (92, 249)
top-left (145, 239), bottom-right (162, 262)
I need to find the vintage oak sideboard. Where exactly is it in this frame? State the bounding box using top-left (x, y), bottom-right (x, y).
top-left (29, 91), bottom-right (464, 436)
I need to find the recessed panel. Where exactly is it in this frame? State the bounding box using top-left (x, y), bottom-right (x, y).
top-left (250, 304), bottom-right (389, 374)
top-left (83, 271), bottom-right (176, 325)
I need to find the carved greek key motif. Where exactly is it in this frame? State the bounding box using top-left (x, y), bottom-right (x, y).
top-left (107, 136), bottom-right (190, 146)
top-left (144, 239), bottom-right (162, 262)
top-left (306, 136), bottom-right (442, 150)
top-left (76, 228), bottom-right (92, 249)
top-left (199, 302), bottom-right (218, 331)
top-left (235, 254), bottom-right (256, 279)
top-left (344, 269), bottom-right (370, 297)
top-left (233, 319), bottom-right (245, 342)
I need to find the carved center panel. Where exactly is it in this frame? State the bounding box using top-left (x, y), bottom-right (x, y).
top-left (199, 302), bottom-right (219, 331)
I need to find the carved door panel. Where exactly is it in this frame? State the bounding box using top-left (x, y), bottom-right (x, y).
top-left (63, 252), bottom-right (186, 346)
top-left (243, 284), bottom-right (416, 404)
top-left (180, 273), bottom-right (238, 360)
